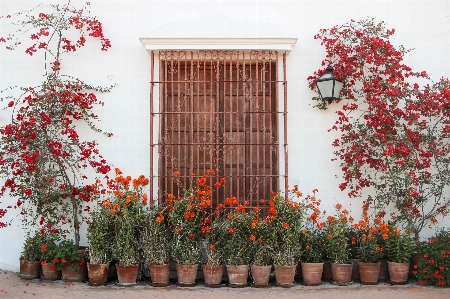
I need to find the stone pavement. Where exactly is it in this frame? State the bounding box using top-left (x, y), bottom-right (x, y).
top-left (1, 269), bottom-right (450, 299)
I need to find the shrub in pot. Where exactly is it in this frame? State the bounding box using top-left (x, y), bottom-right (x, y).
top-left (324, 203), bottom-right (353, 285)
top-left (384, 225), bottom-right (415, 283)
top-left (19, 230), bottom-right (46, 279)
top-left (202, 212), bottom-right (227, 286)
top-left (140, 203), bottom-right (172, 285)
top-left (86, 203), bottom-right (115, 285)
top-left (251, 215), bottom-right (275, 286)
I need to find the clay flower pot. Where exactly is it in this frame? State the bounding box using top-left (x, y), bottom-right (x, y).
top-left (359, 261), bottom-right (380, 284)
top-left (388, 261), bottom-right (410, 283)
top-left (202, 264), bottom-right (224, 285)
top-left (116, 264), bottom-right (139, 286)
top-left (251, 264), bottom-right (272, 286)
top-left (301, 262), bottom-right (323, 286)
top-left (19, 259), bottom-right (41, 279)
top-left (274, 265), bottom-right (296, 286)
top-left (176, 264), bottom-right (198, 286)
top-left (87, 263), bottom-right (109, 285)
top-left (226, 265), bottom-right (249, 286)
top-left (41, 263), bottom-right (61, 280)
top-left (61, 263), bottom-right (88, 282)
top-left (149, 264), bottom-right (171, 285)
top-left (331, 263), bottom-right (352, 284)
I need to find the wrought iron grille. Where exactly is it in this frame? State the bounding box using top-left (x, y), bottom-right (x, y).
top-left (150, 50), bottom-right (288, 208)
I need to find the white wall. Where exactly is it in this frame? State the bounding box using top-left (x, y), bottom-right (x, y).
top-left (1, 0), bottom-right (449, 271)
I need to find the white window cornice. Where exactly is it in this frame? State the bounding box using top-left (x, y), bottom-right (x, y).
top-left (139, 38), bottom-right (297, 52)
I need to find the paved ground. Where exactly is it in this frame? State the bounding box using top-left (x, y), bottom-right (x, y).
top-left (1, 269), bottom-right (450, 299)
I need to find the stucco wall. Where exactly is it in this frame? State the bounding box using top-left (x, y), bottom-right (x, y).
top-left (1, 0), bottom-right (449, 271)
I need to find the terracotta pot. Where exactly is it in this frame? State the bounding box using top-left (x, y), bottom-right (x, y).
top-left (108, 263), bottom-right (117, 281)
top-left (19, 259), bottom-right (41, 279)
top-left (61, 263), bottom-right (88, 282)
top-left (116, 264), bottom-right (139, 285)
top-left (226, 265), bottom-right (249, 286)
top-left (348, 258), bottom-right (360, 280)
top-left (251, 264), bottom-right (272, 285)
top-left (331, 263), bottom-right (352, 284)
top-left (176, 264), bottom-right (198, 285)
top-left (202, 264), bottom-right (224, 285)
top-left (149, 264), bottom-right (171, 284)
top-left (322, 260), bottom-right (332, 281)
top-left (359, 261), bottom-right (380, 284)
top-left (301, 262), bottom-right (323, 286)
top-left (378, 259), bottom-right (389, 281)
top-left (274, 265), bottom-right (296, 285)
top-left (41, 263), bottom-right (61, 280)
top-left (87, 263), bottom-right (109, 285)
top-left (388, 261), bottom-right (409, 283)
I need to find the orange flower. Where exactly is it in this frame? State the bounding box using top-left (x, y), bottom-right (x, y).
top-left (228, 228), bottom-right (235, 234)
top-left (249, 235), bottom-right (256, 241)
top-left (382, 233), bottom-right (388, 240)
top-left (189, 233), bottom-right (195, 239)
top-left (209, 245), bottom-right (216, 251)
top-left (115, 168), bottom-right (123, 175)
top-left (209, 169), bottom-right (215, 175)
top-left (335, 203), bottom-right (342, 210)
top-left (282, 222), bottom-right (289, 229)
top-left (257, 238), bottom-right (263, 243)
top-left (176, 227), bottom-right (182, 233)
top-left (110, 209), bottom-right (115, 214)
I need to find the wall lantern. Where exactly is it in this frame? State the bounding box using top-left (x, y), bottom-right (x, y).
top-left (315, 66), bottom-right (343, 103)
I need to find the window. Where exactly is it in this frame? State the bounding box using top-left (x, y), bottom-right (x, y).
top-left (141, 39), bottom-right (295, 207)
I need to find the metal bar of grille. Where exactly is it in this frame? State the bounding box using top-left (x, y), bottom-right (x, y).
top-left (150, 50), bottom-right (287, 208)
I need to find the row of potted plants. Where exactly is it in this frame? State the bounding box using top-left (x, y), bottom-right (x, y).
top-left (18, 170), bottom-right (443, 287)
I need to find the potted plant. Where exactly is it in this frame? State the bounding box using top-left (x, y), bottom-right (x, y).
top-left (167, 173), bottom-right (215, 286)
top-left (202, 211), bottom-right (228, 286)
top-left (221, 197), bottom-right (255, 287)
top-left (355, 204), bottom-right (384, 284)
top-left (269, 189), bottom-right (306, 286)
top-left (251, 211), bottom-right (275, 286)
top-left (19, 230), bottom-right (46, 279)
top-left (384, 225), bottom-right (415, 283)
top-left (300, 189), bottom-right (325, 286)
top-left (86, 203), bottom-right (115, 285)
top-left (107, 169), bottom-right (147, 286)
top-left (140, 203), bottom-right (172, 286)
top-left (323, 203), bottom-right (353, 285)
top-left (41, 232), bottom-right (86, 281)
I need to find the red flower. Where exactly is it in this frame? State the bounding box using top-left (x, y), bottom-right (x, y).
top-left (79, 261), bottom-right (84, 266)
top-left (53, 258), bottom-right (59, 263)
top-left (282, 222), bottom-right (289, 229)
top-left (41, 245), bottom-right (47, 251)
top-left (249, 235), bottom-right (255, 241)
top-left (228, 228), bottom-right (234, 234)
top-left (7, 101), bottom-right (14, 107)
top-left (62, 259), bottom-right (67, 264)
top-left (41, 260), bottom-right (47, 265)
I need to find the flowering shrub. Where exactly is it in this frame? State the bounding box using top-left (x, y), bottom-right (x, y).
top-left (99, 169), bottom-right (148, 266)
top-left (220, 198), bottom-right (255, 266)
top-left (21, 230), bottom-right (47, 261)
top-left (203, 212), bottom-right (228, 266)
top-left (41, 233), bottom-right (84, 271)
top-left (307, 18), bottom-right (450, 237)
top-left (415, 230), bottom-right (450, 287)
top-left (0, 2), bottom-right (113, 246)
top-left (167, 171), bottom-right (224, 265)
top-left (86, 204), bottom-right (115, 265)
top-left (384, 224), bottom-right (415, 263)
top-left (267, 188), bottom-right (306, 266)
top-left (252, 211), bottom-right (276, 266)
top-left (300, 189), bottom-right (326, 263)
top-left (140, 203), bottom-right (171, 265)
top-left (354, 203), bottom-right (385, 263)
top-left (323, 203), bottom-right (353, 264)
